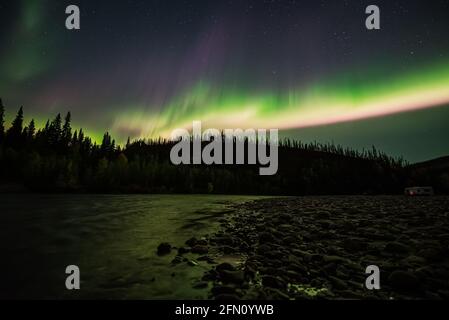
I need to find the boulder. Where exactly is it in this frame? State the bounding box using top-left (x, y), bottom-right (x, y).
top-left (157, 242), bottom-right (171, 256)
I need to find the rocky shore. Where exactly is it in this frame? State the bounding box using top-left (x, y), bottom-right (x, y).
top-left (162, 196), bottom-right (449, 300)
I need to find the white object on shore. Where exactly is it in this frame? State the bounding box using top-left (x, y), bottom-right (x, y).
top-left (404, 186), bottom-right (434, 196)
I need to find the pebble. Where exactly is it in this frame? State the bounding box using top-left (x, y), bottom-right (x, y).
top-left (191, 245), bottom-right (209, 254)
top-left (157, 242), bottom-right (171, 256)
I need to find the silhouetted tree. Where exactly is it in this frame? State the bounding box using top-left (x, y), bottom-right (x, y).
top-left (48, 113), bottom-right (62, 147)
top-left (101, 132), bottom-right (115, 155)
top-left (6, 106), bottom-right (24, 145)
top-left (62, 112), bottom-right (72, 147)
top-left (78, 128), bottom-right (84, 144)
top-left (24, 119), bottom-right (35, 142)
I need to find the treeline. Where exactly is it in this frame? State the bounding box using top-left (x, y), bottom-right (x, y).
top-left (0, 100), bottom-right (445, 194)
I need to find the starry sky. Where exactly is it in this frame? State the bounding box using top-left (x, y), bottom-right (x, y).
top-left (1, 0), bottom-right (449, 162)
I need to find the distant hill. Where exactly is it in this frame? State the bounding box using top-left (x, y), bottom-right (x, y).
top-left (406, 156), bottom-right (449, 194)
top-left (409, 156), bottom-right (449, 171)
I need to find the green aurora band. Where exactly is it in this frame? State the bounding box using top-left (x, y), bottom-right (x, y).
top-left (111, 60), bottom-right (449, 139)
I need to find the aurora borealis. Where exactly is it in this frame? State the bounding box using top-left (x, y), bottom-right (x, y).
top-left (1, 0), bottom-right (449, 162)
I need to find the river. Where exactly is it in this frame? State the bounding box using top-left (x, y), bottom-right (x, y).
top-left (0, 194), bottom-right (259, 299)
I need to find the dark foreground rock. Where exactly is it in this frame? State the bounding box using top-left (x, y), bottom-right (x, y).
top-left (157, 242), bottom-right (172, 256)
top-left (181, 196), bottom-right (449, 300)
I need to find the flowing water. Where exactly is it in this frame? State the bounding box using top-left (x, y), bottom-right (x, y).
top-left (0, 194), bottom-right (260, 299)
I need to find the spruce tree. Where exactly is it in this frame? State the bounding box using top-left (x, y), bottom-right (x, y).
top-left (101, 132), bottom-right (112, 153)
top-left (27, 119), bottom-right (35, 141)
top-left (10, 106), bottom-right (24, 132)
top-left (6, 106), bottom-right (24, 145)
top-left (62, 112), bottom-right (72, 147)
top-left (78, 128), bottom-right (84, 143)
top-left (72, 130), bottom-right (78, 143)
top-left (48, 113), bottom-right (62, 146)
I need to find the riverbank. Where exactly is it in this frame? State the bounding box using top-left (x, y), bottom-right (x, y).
top-left (176, 196), bottom-right (449, 299)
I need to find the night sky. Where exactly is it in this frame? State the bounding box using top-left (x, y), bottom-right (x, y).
top-left (1, 0), bottom-right (449, 162)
